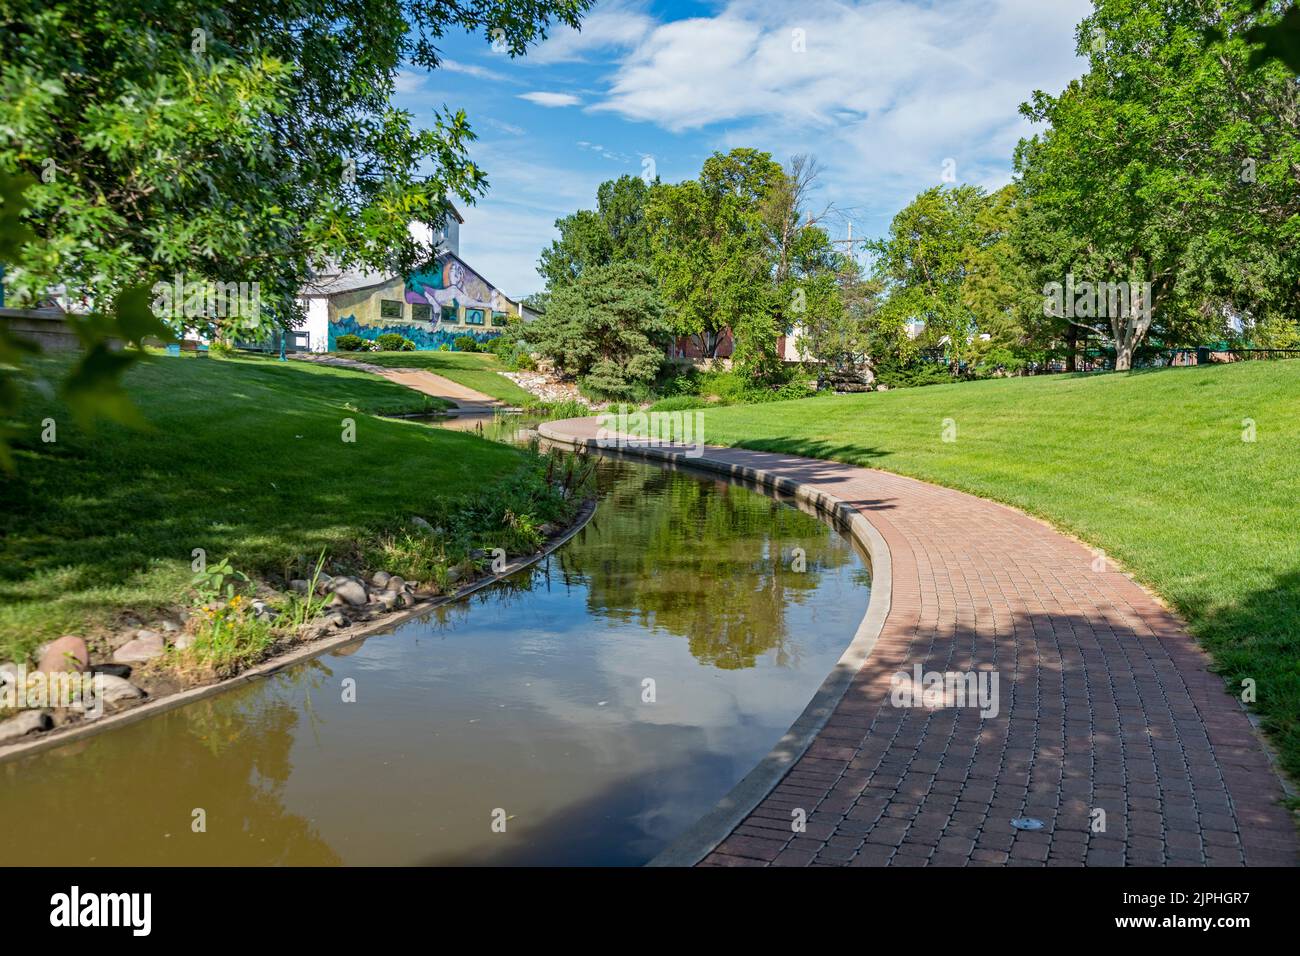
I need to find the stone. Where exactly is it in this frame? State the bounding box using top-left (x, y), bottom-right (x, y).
top-left (325, 612), bottom-right (348, 629)
top-left (370, 571), bottom-right (391, 588)
top-left (314, 573), bottom-right (335, 595)
top-left (113, 631), bottom-right (165, 663)
top-left (160, 620), bottom-right (180, 633)
top-left (289, 579), bottom-right (310, 595)
top-left (377, 590), bottom-right (399, 611)
top-left (173, 632), bottom-right (195, 651)
top-left (0, 710), bottom-right (51, 743)
top-left (92, 674), bottom-right (145, 705)
top-left (397, 592), bottom-right (416, 609)
top-left (411, 516), bottom-right (435, 533)
top-left (251, 600), bottom-right (278, 621)
top-left (445, 567), bottom-right (464, 585)
top-left (327, 577), bottom-right (369, 607)
top-left (384, 575), bottom-right (406, 593)
top-left (37, 636), bottom-right (89, 674)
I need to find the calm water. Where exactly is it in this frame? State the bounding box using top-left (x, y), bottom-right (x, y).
top-left (2, 448), bottom-right (870, 865)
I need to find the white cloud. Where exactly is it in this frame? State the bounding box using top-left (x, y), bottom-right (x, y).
top-left (519, 91), bottom-right (582, 108)
top-left (440, 58), bottom-right (514, 83)
top-left (529, 0), bottom-right (655, 64)
top-left (589, 0), bottom-right (1092, 207)
top-left (393, 69), bottom-right (426, 94)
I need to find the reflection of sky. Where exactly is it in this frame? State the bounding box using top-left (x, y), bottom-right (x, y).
top-left (274, 476), bottom-right (870, 865)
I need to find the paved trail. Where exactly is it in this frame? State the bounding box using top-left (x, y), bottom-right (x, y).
top-left (293, 353), bottom-right (504, 416)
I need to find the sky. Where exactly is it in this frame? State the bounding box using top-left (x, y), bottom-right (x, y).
top-left (394, 0), bottom-right (1095, 298)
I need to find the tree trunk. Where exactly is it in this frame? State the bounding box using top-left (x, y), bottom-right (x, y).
top-left (1065, 325), bottom-right (1078, 372)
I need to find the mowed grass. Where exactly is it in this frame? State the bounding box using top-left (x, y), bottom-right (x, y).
top-left (690, 361), bottom-right (1300, 780)
top-left (0, 353), bottom-right (527, 663)
top-left (353, 350), bottom-right (533, 405)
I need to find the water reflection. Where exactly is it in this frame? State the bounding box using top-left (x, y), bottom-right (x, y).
top-left (2, 451), bottom-right (869, 865)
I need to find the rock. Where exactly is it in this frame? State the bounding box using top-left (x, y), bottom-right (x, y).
top-left (89, 663), bottom-right (132, 679)
top-left (0, 710), bottom-right (51, 743)
top-left (539, 523), bottom-right (558, 537)
top-left (411, 516), bottom-right (435, 533)
top-left (384, 575), bottom-right (406, 593)
top-left (445, 567), bottom-right (464, 585)
top-left (173, 632), bottom-right (195, 651)
top-left (251, 600), bottom-right (278, 622)
top-left (370, 571), bottom-right (391, 589)
top-left (160, 619), bottom-right (180, 634)
top-left (289, 579), bottom-right (310, 595)
top-left (327, 577), bottom-right (369, 607)
top-left (112, 631), bottom-right (165, 664)
top-left (92, 674), bottom-right (145, 705)
top-left (314, 573), bottom-right (335, 595)
top-left (37, 636), bottom-right (89, 674)
top-left (325, 612), bottom-right (348, 629)
top-left (377, 590), bottom-right (399, 611)
top-left (397, 592), bottom-right (416, 609)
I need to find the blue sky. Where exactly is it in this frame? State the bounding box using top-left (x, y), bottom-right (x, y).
top-left (394, 0), bottom-right (1094, 298)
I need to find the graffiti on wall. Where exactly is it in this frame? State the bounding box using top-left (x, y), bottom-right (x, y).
top-left (405, 258), bottom-right (509, 316)
top-left (327, 314), bottom-right (498, 351)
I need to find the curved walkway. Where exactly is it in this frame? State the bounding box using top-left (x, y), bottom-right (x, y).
top-left (541, 417), bottom-right (1298, 867)
top-left (292, 353), bottom-right (505, 416)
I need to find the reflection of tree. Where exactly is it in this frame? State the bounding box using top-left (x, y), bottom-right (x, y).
top-left (1, 663), bottom-right (342, 865)
top-left (559, 460), bottom-right (860, 669)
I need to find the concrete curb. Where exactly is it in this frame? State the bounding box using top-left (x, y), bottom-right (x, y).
top-left (537, 419), bottom-right (892, 868)
top-left (0, 498), bottom-right (597, 765)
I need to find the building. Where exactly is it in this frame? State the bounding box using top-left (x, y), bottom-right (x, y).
top-left (298, 207), bottom-right (522, 352)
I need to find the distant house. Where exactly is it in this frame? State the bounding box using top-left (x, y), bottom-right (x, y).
top-left (298, 206), bottom-right (522, 352)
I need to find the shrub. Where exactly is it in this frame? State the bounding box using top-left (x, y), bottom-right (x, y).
top-left (873, 356), bottom-right (954, 389)
top-left (376, 333), bottom-right (415, 352)
top-left (647, 394), bottom-right (712, 412)
top-left (336, 334), bottom-right (372, 352)
top-left (453, 335), bottom-right (481, 353)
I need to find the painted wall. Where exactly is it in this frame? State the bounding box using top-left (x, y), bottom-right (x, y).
top-left (325, 254), bottom-right (517, 351)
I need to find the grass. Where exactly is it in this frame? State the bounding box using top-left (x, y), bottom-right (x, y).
top-left (0, 352), bottom-right (536, 664)
top-left (349, 350), bottom-right (534, 405)
top-left (686, 360), bottom-right (1300, 782)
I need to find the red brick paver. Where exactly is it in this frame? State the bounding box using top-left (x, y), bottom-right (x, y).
top-left (543, 419), bottom-right (1298, 867)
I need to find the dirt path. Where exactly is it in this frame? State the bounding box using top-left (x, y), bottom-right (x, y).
top-left (292, 353), bottom-right (505, 416)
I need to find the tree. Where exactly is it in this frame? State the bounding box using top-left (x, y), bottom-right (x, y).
top-left (526, 262), bottom-right (670, 399)
top-left (0, 0), bottom-right (591, 455)
top-left (645, 149), bottom-right (783, 373)
top-left (1016, 0), bottom-right (1300, 369)
top-left (537, 174), bottom-right (654, 289)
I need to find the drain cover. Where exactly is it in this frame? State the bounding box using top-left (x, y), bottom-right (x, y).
top-left (1010, 817), bottom-right (1045, 831)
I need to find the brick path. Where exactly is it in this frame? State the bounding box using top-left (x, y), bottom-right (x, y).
top-left (542, 418), bottom-right (1298, 867)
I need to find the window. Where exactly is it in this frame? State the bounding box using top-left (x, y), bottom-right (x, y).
top-left (380, 299), bottom-right (404, 319)
top-left (465, 309), bottom-right (485, 326)
top-left (411, 303), bottom-right (432, 323)
top-left (491, 311), bottom-right (508, 327)
top-left (440, 305), bottom-right (458, 324)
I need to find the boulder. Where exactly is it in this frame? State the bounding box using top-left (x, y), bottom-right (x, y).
top-left (327, 577), bottom-right (369, 607)
top-left (384, 575), bottom-right (406, 593)
top-left (377, 590), bottom-right (399, 611)
top-left (173, 632), bottom-right (195, 651)
top-left (37, 636), bottom-right (89, 674)
top-left (410, 516), bottom-right (435, 533)
top-left (92, 674), bottom-right (145, 705)
top-left (370, 571), bottom-right (391, 589)
top-left (0, 710), bottom-right (51, 743)
top-left (289, 579), bottom-right (310, 595)
top-left (113, 631), bottom-right (165, 664)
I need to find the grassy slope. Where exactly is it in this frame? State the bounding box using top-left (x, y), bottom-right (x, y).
top-left (353, 350), bottom-right (534, 405)
top-left (0, 353), bottom-right (526, 661)
top-left (692, 361), bottom-right (1300, 779)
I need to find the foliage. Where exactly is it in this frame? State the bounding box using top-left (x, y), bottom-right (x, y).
top-left (190, 556), bottom-right (250, 606)
top-left (375, 333), bottom-right (415, 351)
top-left (453, 334), bottom-right (481, 353)
top-left (527, 261), bottom-right (671, 400)
top-left (871, 356), bottom-right (955, 390)
top-left (538, 174), bottom-right (655, 288)
top-left (335, 334), bottom-right (372, 352)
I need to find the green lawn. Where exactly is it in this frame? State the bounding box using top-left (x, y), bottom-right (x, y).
top-left (351, 350), bottom-right (534, 405)
top-left (0, 353), bottom-right (529, 663)
top-left (689, 361), bottom-right (1300, 781)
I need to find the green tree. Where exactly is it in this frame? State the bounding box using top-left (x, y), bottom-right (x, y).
top-left (537, 174), bottom-right (655, 289)
top-left (527, 261), bottom-right (670, 399)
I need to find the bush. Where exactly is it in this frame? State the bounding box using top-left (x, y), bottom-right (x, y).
top-left (647, 394), bottom-right (712, 412)
top-left (376, 333), bottom-right (415, 352)
top-left (873, 356), bottom-right (954, 389)
top-left (453, 335), bottom-right (481, 353)
top-left (336, 334), bottom-right (372, 352)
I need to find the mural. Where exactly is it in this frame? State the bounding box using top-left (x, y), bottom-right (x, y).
top-left (328, 314), bottom-right (497, 351)
top-left (324, 252), bottom-right (515, 351)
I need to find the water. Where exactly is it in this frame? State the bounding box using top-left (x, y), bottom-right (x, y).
top-left (2, 430), bottom-right (870, 865)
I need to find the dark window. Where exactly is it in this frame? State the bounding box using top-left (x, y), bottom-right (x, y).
top-left (440, 305), bottom-right (458, 324)
top-left (491, 311), bottom-right (508, 327)
top-left (465, 309), bottom-right (485, 326)
top-left (411, 303), bottom-right (432, 322)
top-left (380, 299), bottom-right (404, 319)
